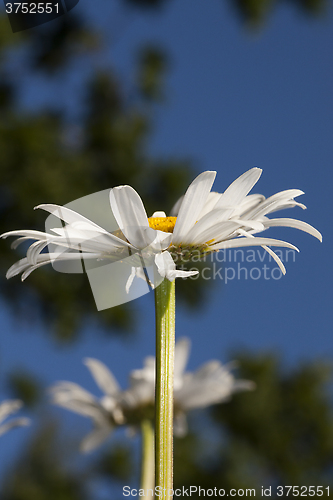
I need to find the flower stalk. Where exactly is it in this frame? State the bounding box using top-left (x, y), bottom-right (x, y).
top-left (140, 419), bottom-right (155, 496)
top-left (155, 278), bottom-right (176, 500)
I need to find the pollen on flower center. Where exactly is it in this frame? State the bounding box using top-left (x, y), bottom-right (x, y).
top-left (148, 216), bottom-right (177, 233)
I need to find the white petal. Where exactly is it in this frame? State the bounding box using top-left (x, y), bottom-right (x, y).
top-left (143, 356), bottom-right (155, 372)
top-left (50, 382), bottom-right (101, 417)
top-left (245, 189), bottom-right (304, 219)
top-left (0, 400), bottom-right (23, 424)
top-left (155, 251), bottom-right (176, 278)
top-left (35, 204), bottom-right (108, 233)
top-left (209, 236), bottom-right (299, 252)
top-left (11, 237), bottom-right (33, 250)
top-left (36, 205), bottom-right (131, 251)
top-left (1, 230), bottom-right (50, 240)
top-left (100, 397), bottom-right (123, 424)
top-left (125, 267), bottom-right (136, 294)
top-left (110, 186), bottom-right (151, 248)
top-left (214, 168), bottom-right (262, 209)
top-left (173, 413), bottom-right (188, 438)
top-left (51, 225), bottom-right (133, 251)
top-left (233, 380), bottom-right (256, 392)
top-left (53, 399), bottom-right (101, 418)
top-left (166, 269), bottom-right (199, 281)
top-left (80, 425), bottom-right (113, 453)
top-left (254, 200), bottom-right (307, 219)
top-left (122, 383), bottom-right (153, 408)
top-left (181, 209), bottom-right (235, 245)
top-left (83, 358), bottom-right (120, 397)
top-left (268, 201), bottom-right (307, 213)
top-left (176, 361), bottom-right (235, 410)
top-left (20, 253), bottom-right (98, 280)
top-left (198, 192), bottom-right (223, 219)
top-left (124, 356), bottom-right (155, 407)
top-left (155, 252), bottom-right (198, 281)
top-left (51, 391), bottom-right (108, 423)
top-left (174, 338), bottom-right (191, 390)
top-left (232, 219), bottom-right (265, 232)
top-left (237, 229), bottom-right (286, 275)
top-left (50, 381), bottom-right (97, 403)
top-left (262, 246), bottom-right (286, 274)
top-left (27, 240), bottom-right (50, 265)
top-left (0, 418), bottom-right (30, 437)
top-left (187, 220), bottom-right (242, 246)
top-left (172, 171), bottom-right (216, 243)
top-left (177, 361), bottom-right (255, 411)
top-left (169, 191), bottom-right (219, 219)
top-left (130, 357), bottom-right (155, 384)
top-left (184, 215), bottom-right (264, 247)
top-left (6, 252), bottom-right (102, 280)
top-left (145, 228), bottom-right (172, 252)
top-left (263, 218), bottom-right (322, 242)
top-left (122, 379), bottom-right (154, 408)
top-left (232, 194), bottom-right (266, 218)
top-left (49, 235), bottom-right (114, 254)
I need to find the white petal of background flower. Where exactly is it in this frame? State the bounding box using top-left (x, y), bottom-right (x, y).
top-left (84, 358), bottom-right (121, 397)
top-left (48, 338), bottom-right (252, 451)
top-left (174, 337), bottom-right (191, 390)
top-left (0, 400), bottom-right (30, 437)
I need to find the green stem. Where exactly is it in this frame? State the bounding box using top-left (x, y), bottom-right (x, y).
top-left (155, 278), bottom-right (175, 500)
top-left (140, 419), bottom-right (155, 497)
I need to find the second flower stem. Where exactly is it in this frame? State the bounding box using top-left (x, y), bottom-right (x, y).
top-left (155, 278), bottom-right (175, 500)
top-left (140, 419), bottom-right (155, 496)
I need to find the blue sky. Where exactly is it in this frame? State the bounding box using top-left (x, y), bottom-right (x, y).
top-left (0, 0), bottom-right (332, 481)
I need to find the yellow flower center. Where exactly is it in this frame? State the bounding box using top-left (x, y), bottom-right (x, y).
top-left (148, 216), bottom-right (177, 233)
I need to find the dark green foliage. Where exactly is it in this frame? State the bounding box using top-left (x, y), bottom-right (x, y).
top-left (8, 370), bottom-right (41, 407)
top-left (0, 13), bottom-right (193, 341)
top-left (214, 355), bottom-right (333, 486)
top-left (172, 355), bottom-right (333, 498)
top-left (233, 0), bottom-right (275, 24)
top-left (232, 0), bottom-right (326, 25)
top-left (1, 424), bottom-right (87, 500)
top-left (137, 46), bottom-right (168, 101)
top-left (125, 0), bottom-right (326, 24)
top-left (125, 0), bottom-right (169, 8)
top-left (28, 16), bottom-right (98, 72)
top-left (98, 443), bottom-right (134, 482)
top-left (291, 0), bottom-right (325, 15)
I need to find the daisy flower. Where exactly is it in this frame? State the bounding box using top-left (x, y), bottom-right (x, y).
top-left (50, 339), bottom-right (252, 451)
top-left (2, 168), bottom-right (321, 290)
top-left (0, 399), bottom-right (30, 437)
top-left (124, 337), bottom-right (254, 437)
